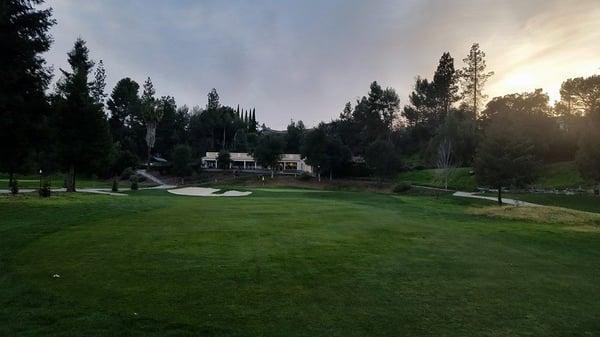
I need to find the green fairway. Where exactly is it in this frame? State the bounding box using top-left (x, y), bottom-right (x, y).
top-left (1, 189), bottom-right (599, 336)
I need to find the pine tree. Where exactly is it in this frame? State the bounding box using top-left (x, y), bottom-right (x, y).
top-left (55, 38), bottom-right (112, 192)
top-left (0, 0), bottom-right (55, 190)
top-left (459, 43), bottom-right (494, 115)
top-left (432, 52), bottom-right (459, 118)
top-left (207, 88), bottom-right (220, 110)
top-left (91, 60), bottom-right (107, 107)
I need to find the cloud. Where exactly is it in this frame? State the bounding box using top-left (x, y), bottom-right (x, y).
top-left (45, 0), bottom-right (600, 128)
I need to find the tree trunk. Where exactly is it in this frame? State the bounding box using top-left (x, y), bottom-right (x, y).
top-left (8, 171), bottom-right (14, 190)
top-left (67, 165), bottom-right (76, 192)
top-left (497, 186), bottom-right (502, 205)
top-left (329, 170), bottom-right (333, 181)
top-left (147, 147), bottom-right (152, 170)
top-left (271, 169), bottom-right (274, 179)
top-left (318, 171), bottom-right (321, 182)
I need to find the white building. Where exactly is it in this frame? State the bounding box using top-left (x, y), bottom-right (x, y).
top-left (201, 152), bottom-right (313, 174)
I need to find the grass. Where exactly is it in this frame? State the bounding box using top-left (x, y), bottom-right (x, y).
top-left (486, 192), bottom-right (600, 214)
top-left (397, 167), bottom-right (477, 191)
top-left (1, 189), bottom-right (600, 336)
top-left (398, 161), bottom-right (589, 191)
top-left (0, 173), bottom-right (156, 189)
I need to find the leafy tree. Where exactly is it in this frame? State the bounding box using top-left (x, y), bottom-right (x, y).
top-left (155, 96), bottom-right (187, 159)
top-left (217, 149), bottom-right (231, 169)
top-left (171, 144), bottom-right (193, 179)
top-left (480, 90), bottom-right (557, 162)
top-left (474, 116), bottom-right (538, 204)
top-left (252, 135), bottom-right (283, 178)
top-left (575, 104), bottom-right (600, 193)
top-left (107, 78), bottom-right (141, 152)
top-left (0, 0), bottom-right (55, 189)
top-left (430, 107), bottom-right (477, 166)
top-left (141, 77), bottom-right (163, 168)
top-left (364, 139), bottom-right (402, 182)
top-left (302, 125), bottom-right (351, 181)
top-left (55, 38), bottom-right (112, 191)
top-left (285, 120), bottom-right (306, 153)
top-left (558, 75), bottom-right (600, 116)
top-left (459, 43), bottom-right (494, 115)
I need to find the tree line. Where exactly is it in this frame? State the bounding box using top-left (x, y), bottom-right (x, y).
top-left (3, 0), bottom-right (600, 200)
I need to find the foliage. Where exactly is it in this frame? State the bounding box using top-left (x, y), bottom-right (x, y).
top-left (393, 182), bottom-right (412, 193)
top-left (575, 107), bottom-right (600, 185)
top-left (54, 38), bottom-right (112, 191)
top-left (38, 180), bottom-right (51, 197)
top-left (111, 178), bottom-right (118, 192)
top-left (285, 120), bottom-right (306, 153)
top-left (0, 0), bottom-right (55, 182)
top-left (365, 139), bottom-right (402, 181)
top-left (474, 116), bottom-right (539, 203)
top-left (129, 175), bottom-right (139, 191)
top-left (9, 179), bottom-right (19, 195)
top-left (217, 149), bottom-right (231, 170)
top-left (458, 43), bottom-right (494, 115)
top-left (171, 144), bottom-right (193, 177)
top-left (252, 135), bottom-right (284, 176)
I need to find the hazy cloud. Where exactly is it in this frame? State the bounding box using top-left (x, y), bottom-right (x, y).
top-left (45, 0), bottom-right (600, 128)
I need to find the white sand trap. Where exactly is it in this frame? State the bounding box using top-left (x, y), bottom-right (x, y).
top-left (167, 187), bottom-right (252, 197)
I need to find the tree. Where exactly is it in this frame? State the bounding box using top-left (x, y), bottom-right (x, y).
top-left (459, 43), bottom-right (494, 115)
top-left (364, 139), bottom-right (402, 182)
top-left (207, 88), bottom-right (220, 110)
top-left (155, 96), bottom-right (186, 159)
top-left (575, 104), bottom-right (600, 194)
top-left (285, 120), bottom-right (306, 153)
top-left (106, 78), bottom-right (142, 153)
top-left (0, 0), bottom-right (55, 190)
top-left (217, 149), bottom-right (231, 169)
top-left (55, 38), bottom-right (112, 191)
top-left (252, 135), bottom-right (283, 178)
top-left (432, 52), bottom-right (459, 120)
top-left (302, 125), bottom-right (351, 181)
top-left (435, 138), bottom-right (454, 190)
top-left (474, 116), bottom-right (538, 204)
top-left (171, 144), bottom-right (192, 180)
top-left (141, 77), bottom-right (163, 169)
top-left (559, 75), bottom-right (600, 116)
top-left (90, 60), bottom-right (107, 106)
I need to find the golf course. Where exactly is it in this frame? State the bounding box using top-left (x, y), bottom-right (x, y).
top-left (2, 188), bottom-right (599, 336)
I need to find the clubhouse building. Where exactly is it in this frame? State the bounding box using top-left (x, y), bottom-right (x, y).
top-left (201, 152), bottom-right (314, 174)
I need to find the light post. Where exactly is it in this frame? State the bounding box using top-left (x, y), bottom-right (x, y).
top-left (39, 169), bottom-right (43, 192)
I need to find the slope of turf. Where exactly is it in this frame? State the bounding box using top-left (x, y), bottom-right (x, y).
top-left (1, 190), bottom-right (599, 336)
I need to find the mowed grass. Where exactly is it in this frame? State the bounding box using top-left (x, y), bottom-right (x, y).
top-left (1, 189), bottom-right (600, 336)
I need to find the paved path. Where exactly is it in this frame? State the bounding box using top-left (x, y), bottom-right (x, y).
top-left (453, 191), bottom-right (541, 207)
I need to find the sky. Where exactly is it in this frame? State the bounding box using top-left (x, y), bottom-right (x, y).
top-left (44, 0), bottom-right (600, 129)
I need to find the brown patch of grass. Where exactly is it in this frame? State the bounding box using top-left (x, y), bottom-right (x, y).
top-left (468, 205), bottom-right (600, 227)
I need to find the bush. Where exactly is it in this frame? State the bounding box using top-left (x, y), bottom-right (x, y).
top-left (298, 172), bottom-right (312, 181)
top-left (112, 178), bottom-right (119, 192)
top-left (38, 181), bottom-right (51, 198)
top-left (130, 175), bottom-right (139, 191)
top-left (9, 179), bottom-right (18, 195)
top-left (121, 167), bottom-right (135, 180)
top-left (393, 182), bottom-right (412, 193)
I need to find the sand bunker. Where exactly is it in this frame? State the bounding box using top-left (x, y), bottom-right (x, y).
top-left (167, 187), bottom-right (252, 197)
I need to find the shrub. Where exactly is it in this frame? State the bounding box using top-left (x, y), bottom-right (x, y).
top-left (39, 181), bottom-right (51, 198)
top-left (9, 179), bottom-right (18, 195)
top-left (121, 167), bottom-right (135, 180)
top-left (298, 172), bottom-right (312, 181)
top-left (393, 182), bottom-right (412, 193)
top-left (130, 175), bottom-right (139, 191)
top-left (112, 178), bottom-right (119, 192)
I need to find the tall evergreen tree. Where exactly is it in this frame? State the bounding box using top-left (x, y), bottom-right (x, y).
top-left (432, 52), bottom-right (459, 119)
top-left (207, 88), bottom-right (220, 110)
top-left (0, 0), bottom-right (55, 190)
top-left (90, 60), bottom-right (107, 107)
top-left (55, 38), bottom-right (112, 191)
top-left (106, 78), bottom-right (142, 153)
top-left (459, 43), bottom-right (494, 115)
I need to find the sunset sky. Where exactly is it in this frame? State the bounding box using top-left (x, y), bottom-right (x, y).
top-left (45, 0), bottom-right (600, 128)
